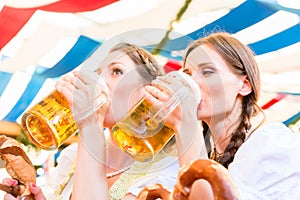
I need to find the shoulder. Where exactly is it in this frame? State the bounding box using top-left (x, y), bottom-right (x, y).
top-left (232, 122), bottom-right (300, 164)
top-left (242, 122), bottom-right (297, 150)
top-left (253, 122), bottom-right (292, 135)
top-left (229, 122), bottom-right (300, 199)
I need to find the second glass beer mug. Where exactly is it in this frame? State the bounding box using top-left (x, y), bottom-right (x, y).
top-left (112, 71), bottom-right (201, 162)
top-left (21, 78), bottom-right (109, 150)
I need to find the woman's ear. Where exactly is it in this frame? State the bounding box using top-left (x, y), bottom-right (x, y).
top-left (239, 76), bottom-right (252, 96)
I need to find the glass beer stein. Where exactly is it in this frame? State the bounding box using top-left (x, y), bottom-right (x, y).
top-left (112, 71), bottom-right (201, 162)
top-left (21, 79), bottom-right (108, 150)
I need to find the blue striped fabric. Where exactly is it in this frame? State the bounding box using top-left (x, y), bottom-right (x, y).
top-left (260, 0), bottom-right (300, 16)
top-left (2, 1), bottom-right (300, 123)
top-left (2, 35), bottom-right (101, 122)
top-left (248, 24), bottom-right (300, 55)
top-left (280, 92), bottom-right (300, 96)
top-left (283, 111), bottom-right (300, 126)
top-left (3, 73), bottom-right (46, 121)
top-left (0, 71), bottom-right (13, 97)
top-left (146, 0), bottom-right (278, 59)
top-left (39, 35), bottom-right (101, 78)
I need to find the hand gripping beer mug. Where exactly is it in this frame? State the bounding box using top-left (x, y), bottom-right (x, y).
top-left (112, 71), bottom-right (201, 162)
top-left (21, 78), bottom-right (109, 150)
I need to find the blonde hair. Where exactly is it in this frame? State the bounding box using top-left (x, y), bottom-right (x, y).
top-left (110, 43), bottom-right (165, 81)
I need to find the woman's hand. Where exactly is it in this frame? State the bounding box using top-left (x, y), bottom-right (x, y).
top-left (2, 178), bottom-right (46, 200)
top-left (56, 71), bottom-right (110, 128)
top-left (144, 72), bottom-right (200, 133)
top-left (144, 72), bottom-right (206, 165)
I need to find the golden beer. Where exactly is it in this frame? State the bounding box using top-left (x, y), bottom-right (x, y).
top-left (113, 71), bottom-right (201, 162)
top-left (21, 90), bottom-right (78, 150)
top-left (112, 98), bottom-right (175, 162)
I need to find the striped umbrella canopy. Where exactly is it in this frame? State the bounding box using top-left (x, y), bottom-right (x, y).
top-left (0, 0), bottom-right (300, 131)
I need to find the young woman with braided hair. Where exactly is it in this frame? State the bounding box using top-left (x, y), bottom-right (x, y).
top-left (145, 32), bottom-right (300, 199)
top-left (186, 31), bottom-right (263, 162)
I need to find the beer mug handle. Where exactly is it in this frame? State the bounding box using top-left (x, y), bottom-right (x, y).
top-left (147, 71), bottom-right (201, 128)
top-left (147, 85), bottom-right (189, 128)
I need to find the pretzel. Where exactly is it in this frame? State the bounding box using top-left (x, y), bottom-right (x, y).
top-left (0, 135), bottom-right (36, 199)
top-left (136, 183), bottom-right (172, 200)
top-left (173, 159), bottom-right (238, 200)
top-left (137, 159), bottom-right (239, 200)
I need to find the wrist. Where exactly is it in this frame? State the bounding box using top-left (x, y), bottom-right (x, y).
top-left (77, 113), bottom-right (103, 128)
top-left (173, 115), bottom-right (198, 133)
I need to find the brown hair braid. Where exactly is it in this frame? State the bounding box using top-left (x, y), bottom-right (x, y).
top-left (184, 32), bottom-right (264, 168)
top-left (109, 43), bottom-right (165, 81)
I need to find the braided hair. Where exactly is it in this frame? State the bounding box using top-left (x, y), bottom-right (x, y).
top-left (184, 32), bottom-right (263, 168)
top-left (109, 43), bottom-right (165, 81)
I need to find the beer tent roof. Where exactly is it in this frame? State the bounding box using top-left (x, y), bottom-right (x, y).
top-left (0, 0), bottom-right (300, 130)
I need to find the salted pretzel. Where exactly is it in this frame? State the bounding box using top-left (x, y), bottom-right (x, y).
top-left (136, 183), bottom-right (172, 200)
top-left (0, 135), bottom-right (36, 199)
top-left (137, 159), bottom-right (239, 200)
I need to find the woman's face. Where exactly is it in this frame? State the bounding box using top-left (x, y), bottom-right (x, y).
top-left (184, 44), bottom-right (246, 123)
top-left (100, 50), bottom-right (148, 128)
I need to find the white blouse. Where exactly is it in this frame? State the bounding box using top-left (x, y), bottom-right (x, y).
top-left (126, 154), bottom-right (179, 196)
top-left (46, 143), bottom-right (180, 200)
top-left (229, 122), bottom-right (300, 200)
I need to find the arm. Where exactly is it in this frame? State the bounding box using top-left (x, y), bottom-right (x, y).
top-left (175, 119), bottom-right (207, 166)
top-left (71, 117), bottom-right (109, 200)
top-left (144, 74), bottom-right (212, 199)
top-left (144, 75), bottom-right (207, 166)
top-left (56, 71), bottom-right (110, 199)
top-left (173, 90), bottom-right (213, 199)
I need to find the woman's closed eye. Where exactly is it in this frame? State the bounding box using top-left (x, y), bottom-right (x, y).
top-left (201, 67), bottom-right (214, 76)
